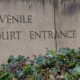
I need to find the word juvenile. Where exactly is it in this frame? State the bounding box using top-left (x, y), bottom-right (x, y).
top-left (0, 15), bottom-right (32, 24)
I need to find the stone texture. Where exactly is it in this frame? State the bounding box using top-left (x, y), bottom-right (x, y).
top-left (0, 0), bottom-right (80, 63)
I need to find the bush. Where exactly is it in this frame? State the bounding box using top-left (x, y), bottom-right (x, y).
top-left (0, 48), bottom-right (80, 80)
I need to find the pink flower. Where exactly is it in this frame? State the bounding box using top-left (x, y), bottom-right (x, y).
top-left (32, 54), bottom-right (37, 58)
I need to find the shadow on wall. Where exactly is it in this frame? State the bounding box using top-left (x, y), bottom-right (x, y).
top-left (0, 0), bottom-right (80, 15)
top-left (61, 0), bottom-right (80, 15)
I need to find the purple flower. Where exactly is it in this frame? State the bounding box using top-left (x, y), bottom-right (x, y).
top-left (7, 66), bottom-right (17, 73)
top-left (18, 61), bottom-right (26, 67)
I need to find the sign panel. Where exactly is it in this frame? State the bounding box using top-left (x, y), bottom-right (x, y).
top-left (0, 0), bottom-right (56, 63)
top-left (0, 0), bottom-right (80, 63)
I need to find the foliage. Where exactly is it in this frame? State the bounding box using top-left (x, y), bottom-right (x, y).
top-left (0, 48), bottom-right (80, 80)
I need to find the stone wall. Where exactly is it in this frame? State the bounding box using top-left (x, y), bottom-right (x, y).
top-left (0, 0), bottom-right (79, 63)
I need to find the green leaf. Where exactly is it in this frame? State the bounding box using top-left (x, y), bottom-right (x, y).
top-left (7, 55), bottom-right (15, 64)
top-left (30, 77), bottom-right (35, 80)
top-left (36, 55), bottom-right (44, 65)
top-left (50, 50), bottom-right (56, 56)
top-left (0, 73), bottom-right (11, 80)
top-left (16, 70), bottom-right (24, 78)
top-left (60, 48), bottom-right (71, 56)
top-left (58, 53), bottom-right (64, 59)
top-left (17, 55), bottom-right (25, 62)
top-left (64, 73), bottom-right (72, 80)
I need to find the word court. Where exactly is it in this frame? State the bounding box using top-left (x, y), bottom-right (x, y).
top-left (0, 31), bottom-right (22, 40)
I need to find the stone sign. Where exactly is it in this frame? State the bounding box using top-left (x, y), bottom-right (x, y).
top-left (0, 0), bottom-right (79, 63)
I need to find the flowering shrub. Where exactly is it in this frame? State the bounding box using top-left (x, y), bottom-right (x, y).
top-left (0, 48), bottom-right (80, 80)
